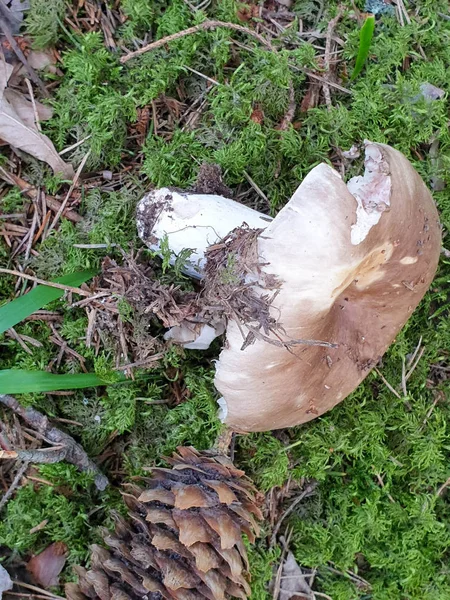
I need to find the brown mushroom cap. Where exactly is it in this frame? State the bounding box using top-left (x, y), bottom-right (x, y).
top-left (214, 142), bottom-right (441, 432)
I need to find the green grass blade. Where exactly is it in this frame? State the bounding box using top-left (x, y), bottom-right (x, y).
top-left (0, 370), bottom-right (108, 394)
top-left (0, 270), bottom-right (96, 335)
top-left (351, 15), bottom-right (376, 80)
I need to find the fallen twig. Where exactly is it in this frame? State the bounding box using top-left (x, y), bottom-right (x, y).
top-left (278, 80), bottom-right (296, 130)
top-left (0, 395), bottom-right (108, 490)
top-left (374, 367), bottom-right (402, 399)
top-left (0, 268), bottom-right (92, 297)
top-left (0, 446), bottom-right (69, 463)
top-left (11, 581), bottom-right (65, 600)
top-left (0, 168), bottom-right (83, 223)
top-left (120, 19), bottom-right (275, 63)
top-left (0, 460), bottom-right (29, 511)
top-left (374, 470), bottom-right (395, 503)
top-left (323, 7), bottom-right (344, 110)
top-left (24, 78), bottom-right (42, 132)
top-left (436, 476), bottom-right (450, 498)
top-left (270, 482), bottom-right (318, 546)
top-left (419, 390), bottom-right (444, 433)
top-left (47, 150), bottom-right (91, 233)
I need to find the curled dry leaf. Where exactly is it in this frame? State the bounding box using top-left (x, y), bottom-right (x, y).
top-left (26, 541), bottom-right (68, 589)
top-left (0, 564), bottom-right (13, 600)
top-left (0, 56), bottom-right (73, 178)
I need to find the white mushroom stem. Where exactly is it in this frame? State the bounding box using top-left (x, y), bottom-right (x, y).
top-left (164, 321), bottom-right (226, 350)
top-left (137, 188), bottom-right (272, 279)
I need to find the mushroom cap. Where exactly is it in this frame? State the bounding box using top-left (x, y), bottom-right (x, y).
top-left (215, 142), bottom-right (441, 432)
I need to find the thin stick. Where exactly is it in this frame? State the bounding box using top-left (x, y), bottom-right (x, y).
top-left (24, 78), bottom-right (42, 132)
top-left (405, 346), bottom-right (425, 383)
top-left (33, 210), bottom-right (52, 244)
top-left (11, 582), bottom-right (65, 600)
top-left (296, 67), bottom-right (351, 94)
top-left (272, 527), bottom-right (293, 600)
top-left (120, 20), bottom-right (275, 63)
top-left (401, 358), bottom-right (407, 397)
top-left (7, 328), bottom-right (32, 355)
top-left (436, 476), bottom-right (450, 497)
top-left (59, 135), bottom-right (92, 156)
top-left (183, 65), bottom-right (219, 86)
top-left (0, 461), bottom-right (29, 511)
top-left (48, 150), bottom-right (90, 233)
top-left (5, 592), bottom-right (55, 599)
top-left (0, 213), bottom-right (26, 220)
top-left (395, 0), bottom-right (411, 25)
top-left (419, 391), bottom-right (442, 433)
top-left (0, 167), bottom-right (83, 223)
top-left (0, 268), bottom-right (91, 297)
top-left (270, 482), bottom-right (317, 545)
top-left (374, 367), bottom-right (401, 399)
top-left (323, 7), bottom-right (344, 110)
top-left (374, 471), bottom-right (395, 503)
top-left (278, 80), bottom-right (296, 130)
top-left (24, 203), bottom-right (39, 260)
top-left (0, 395), bottom-right (108, 491)
top-left (243, 171), bottom-right (270, 205)
top-left (407, 336), bottom-right (422, 368)
top-left (113, 353), bottom-right (164, 370)
top-left (0, 446), bottom-right (68, 464)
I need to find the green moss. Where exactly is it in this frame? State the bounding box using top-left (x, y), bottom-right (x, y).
top-left (0, 464), bottom-right (121, 566)
top-left (25, 0), bottom-right (66, 49)
top-left (2, 1), bottom-right (450, 598)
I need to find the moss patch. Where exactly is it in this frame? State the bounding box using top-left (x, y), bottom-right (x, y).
top-left (1, 1), bottom-right (450, 598)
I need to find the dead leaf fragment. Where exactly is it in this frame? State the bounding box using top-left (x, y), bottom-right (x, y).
top-left (0, 55), bottom-right (73, 178)
top-left (26, 541), bottom-right (68, 588)
top-left (4, 88), bottom-right (53, 124)
top-left (0, 0), bottom-right (29, 36)
top-left (27, 50), bottom-right (57, 72)
top-left (0, 564), bottom-right (13, 600)
top-left (278, 552), bottom-right (312, 600)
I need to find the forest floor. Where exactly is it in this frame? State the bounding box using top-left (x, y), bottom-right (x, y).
top-left (1, 1), bottom-right (450, 599)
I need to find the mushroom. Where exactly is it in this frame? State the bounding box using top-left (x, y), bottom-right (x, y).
top-left (138, 142), bottom-right (441, 432)
top-left (137, 188), bottom-right (272, 279)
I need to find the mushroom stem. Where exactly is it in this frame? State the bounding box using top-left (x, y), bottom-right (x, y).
top-left (137, 188), bottom-right (272, 279)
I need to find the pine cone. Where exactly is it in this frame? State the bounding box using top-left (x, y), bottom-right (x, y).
top-left (66, 447), bottom-right (263, 600)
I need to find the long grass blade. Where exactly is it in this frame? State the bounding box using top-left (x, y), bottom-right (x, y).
top-left (0, 270), bottom-right (96, 335)
top-left (351, 15), bottom-right (376, 80)
top-left (0, 369), bottom-right (108, 394)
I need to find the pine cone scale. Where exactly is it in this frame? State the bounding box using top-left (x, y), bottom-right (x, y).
top-left (67, 447), bottom-right (262, 600)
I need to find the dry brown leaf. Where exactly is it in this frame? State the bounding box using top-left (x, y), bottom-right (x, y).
top-left (26, 541), bottom-right (68, 588)
top-left (0, 56), bottom-right (73, 178)
top-left (27, 50), bottom-right (57, 72)
top-left (278, 552), bottom-right (313, 600)
top-left (4, 89), bottom-right (53, 124)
